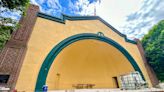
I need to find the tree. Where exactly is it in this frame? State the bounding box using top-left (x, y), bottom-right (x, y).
top-left (1, 0), bottom-right (30, 15)
top-left (0, 17), bottom-right (17, 49)
top-left (0, 0), bottom-right (29, 49)
top-left (142, 20), bottom-right (164, 81)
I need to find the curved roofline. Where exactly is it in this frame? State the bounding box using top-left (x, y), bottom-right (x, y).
top-left (37, 12), bottom-right (137, 44)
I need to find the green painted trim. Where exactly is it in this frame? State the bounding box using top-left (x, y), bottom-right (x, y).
top-left (35, 33), bottom-right (145, 91)
top-left (37, 12), bottom-right (137, 44)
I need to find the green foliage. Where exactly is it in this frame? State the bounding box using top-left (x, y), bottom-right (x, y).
top-left (0, 26), bottom-right (12, 49)
top-left (0, 0), bottom-right (29, 50)
top-left (0, 17), bottom-right (19, 49)
top-left (1, 0), bottom-right (30, 15)
top-left (142, 20), bottom-right (164, 81)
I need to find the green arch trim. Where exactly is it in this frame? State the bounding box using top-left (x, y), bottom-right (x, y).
top-left (35, 33), bottom-right (144, 91)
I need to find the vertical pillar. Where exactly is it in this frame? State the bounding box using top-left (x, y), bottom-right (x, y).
top-left (0, 4), bottom-right (39, 90)
top-left (135, 39), bottom-right (159, 87)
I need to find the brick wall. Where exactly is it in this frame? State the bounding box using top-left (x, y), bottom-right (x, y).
top-left (0, 4), bottom-right (39, 90)
top-left (135, 39), bottom-right (159, 86)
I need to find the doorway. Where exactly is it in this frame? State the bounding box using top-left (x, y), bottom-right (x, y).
top-left (112, 77), bottom-right (119, 88)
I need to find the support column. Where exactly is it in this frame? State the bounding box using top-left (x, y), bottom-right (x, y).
top-left (0, 4), bottom-right (39, 90)
top-left (135, 39), bottom-right (159, 87)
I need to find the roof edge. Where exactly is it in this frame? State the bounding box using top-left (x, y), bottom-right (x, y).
top-left (37, 12), bottom-right (137, 44)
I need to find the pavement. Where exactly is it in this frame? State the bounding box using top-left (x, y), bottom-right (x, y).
top-left (48, 88), bottom-right (164, 92)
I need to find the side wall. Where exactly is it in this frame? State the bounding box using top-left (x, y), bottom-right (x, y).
top-left (0, 5), bottom-right (39, 90)
top-left (135, 39), bottom-right (159, 86)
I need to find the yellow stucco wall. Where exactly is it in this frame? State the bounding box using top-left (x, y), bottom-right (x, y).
top-left (46, 39), bottom-right (134, 90)
top-left (15, 17), bottom-right (152, 91)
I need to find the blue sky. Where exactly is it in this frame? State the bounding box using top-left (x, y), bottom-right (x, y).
top-left (1, 0), bottom-right (164, 39)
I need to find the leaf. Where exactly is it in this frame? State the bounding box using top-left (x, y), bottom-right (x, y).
top-left (141, 20), bottom-right (164, 81)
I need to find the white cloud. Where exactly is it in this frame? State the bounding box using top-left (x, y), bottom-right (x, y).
top-left (29, 0), bottom-right (164, 39)
top-left (96, 0), bottom-right (142, 34)
top-left (30, 0), bottom-right (39, 6)
top-left (73, 0), bottom-right (164, 39)
top-left (30, 0), bottom-right (62, 17)
top-left (73, 0), bottom-right (143, 38)
top-left (47, 0), bottom-right (61, 9)
top-left (122, 0), bottom-right (164, 39)
top-left (0, 7), bottom-right (21, 21)
top-left (72, 0), bottom-right (163, 39)
top-left (70, 0), bottom-right (96, 15)
top-left (37, 0), bottom-right (46, 4)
